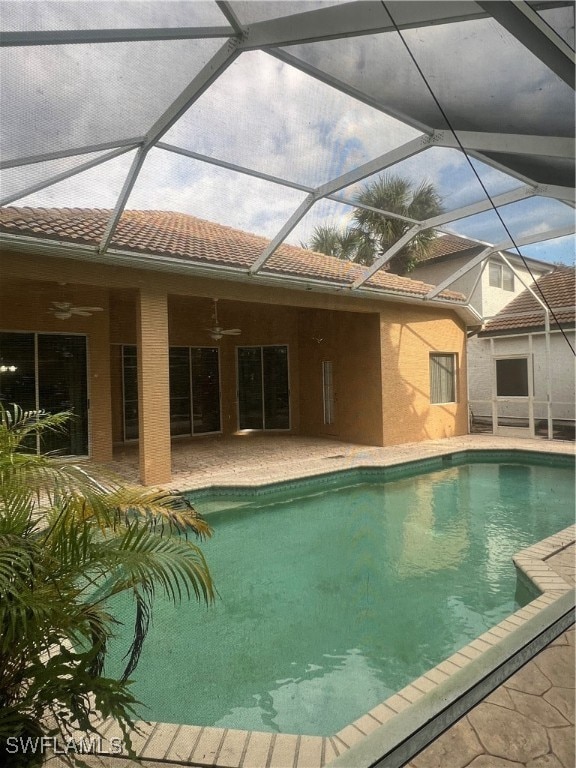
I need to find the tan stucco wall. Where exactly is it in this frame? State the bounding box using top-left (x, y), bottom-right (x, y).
top-left (298, 309), bottom-right (384, 446)
top-left (1, 250), bottom-right (469, 479)
top-left (380, 305), bottom-right (468, 444)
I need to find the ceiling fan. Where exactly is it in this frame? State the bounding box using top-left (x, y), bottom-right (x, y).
top-left (205, 299), bottom-right (241, 341)
top-left (48, 301), bottom-right (104, 320)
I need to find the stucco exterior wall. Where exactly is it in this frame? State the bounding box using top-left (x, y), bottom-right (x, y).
top-left (413, 254), bottom-right (482, 311)
top-left (380, 305), bottom-right (468, 444)
top-left (297, 309), bottom-right (384, 446)
top-left (1, 249), bottom-right (470, 481)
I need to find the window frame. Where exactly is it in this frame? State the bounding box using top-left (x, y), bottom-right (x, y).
top-left (488, 260), bottom-right (515, 291)
top-left (429, 352), bottom-right (458, 405)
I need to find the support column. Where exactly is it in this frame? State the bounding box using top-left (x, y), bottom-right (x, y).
top-left (136, 288), bottom-right (171, 486)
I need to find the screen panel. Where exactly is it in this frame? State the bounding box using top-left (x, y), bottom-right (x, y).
top-left (1, 38), bottom-right (224, 163)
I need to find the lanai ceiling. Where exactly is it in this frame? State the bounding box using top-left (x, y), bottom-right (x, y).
top-left (0, 0), bottom-right (574, 294)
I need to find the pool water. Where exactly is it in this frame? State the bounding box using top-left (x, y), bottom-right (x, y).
top-left (104, 459), bottom-right (575, 735)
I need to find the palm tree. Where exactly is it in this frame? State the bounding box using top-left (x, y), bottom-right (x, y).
top-left (0, 405), bottom-right (214, 765)
top-left (308, 174), bottom-right (443, 274)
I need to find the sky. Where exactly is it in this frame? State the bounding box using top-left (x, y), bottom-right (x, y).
top-left (2, 1), bottom-right (574, 266)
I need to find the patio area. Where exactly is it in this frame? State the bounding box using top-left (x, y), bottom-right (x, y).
top-left (102, 432), bottom-right (575, 493)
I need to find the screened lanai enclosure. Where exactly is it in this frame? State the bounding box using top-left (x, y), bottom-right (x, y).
top-left (0, 1), bottom-right (575, 478)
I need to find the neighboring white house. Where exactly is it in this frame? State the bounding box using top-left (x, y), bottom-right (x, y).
top-left (468, 267), bottom-right (575, 439)
top-left (412, 233), bottom-right (553, 321)
top-left (411, 234), bottom-right (574, 439)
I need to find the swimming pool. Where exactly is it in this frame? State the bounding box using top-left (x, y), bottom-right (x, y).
top-left (104, 452), bottom-right (575, 736)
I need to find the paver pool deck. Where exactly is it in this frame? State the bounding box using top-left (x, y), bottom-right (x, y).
top-left (52, 435), bottom-right (574, 768)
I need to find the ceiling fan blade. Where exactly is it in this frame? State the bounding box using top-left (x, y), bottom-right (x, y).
top-left (221, 329), bottom-right (241, 335)
top-left (71, 309), bottom-right (92, 316)
top-left (76, 306), bottom-right (103, 312)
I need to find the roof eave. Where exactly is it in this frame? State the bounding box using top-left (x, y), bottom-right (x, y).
top-left (0, 232), bottom-right (477, 324)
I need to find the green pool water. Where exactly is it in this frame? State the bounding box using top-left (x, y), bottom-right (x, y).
top-left (104, 455), bottom-right (575, 735)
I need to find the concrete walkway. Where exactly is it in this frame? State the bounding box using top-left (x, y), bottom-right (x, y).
top-left (405, 545), bottom-right (575, 768)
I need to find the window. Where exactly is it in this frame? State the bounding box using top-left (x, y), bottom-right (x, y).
top-left (496, 357), bottom-right (529, 397)
top-left (322, 361), bottom-right (334, 425)
top-left (489, 261), bottom-right (514, 291)
top-left (430, 353), bottom-right (457, 404)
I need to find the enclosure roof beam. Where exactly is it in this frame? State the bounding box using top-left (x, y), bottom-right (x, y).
top-left (215, 1), bottom-right (245, 36)
top-left (423, 186), bottom-right (537, 229)
top-left (438, 131), bottom-right (575, 159)
top-left (498, 252), bottom-right (548, 313)
top-left (316, 135), bottom-right (432, 198)
top-left (491, 223), bottom-right (576, 251)
top-left (0, 145), bottom-right (134, 207)
top-left (477, 0), bottom-right (575, 88)
top-left (0, 27), bottom-right (234, 46)
top-left (248, 196), bottom-right (317, 275)
top-left (96, 40), bottom-right (241, 254)
top-left (97, 148), bottom-right (148, 254)
top-left (241, 0), bottom-right (507, 50)
top-left (143, 40), bottom-right (241, 149)
top-left (425, 247), bottom-right (494, 300)
top-left (350, 225), bottom-right (423, 289)
top-left (535, 184), bottom-right (576, 204)
top-left (157, 142), bottom-right (315, 194)
top-left (0, 138), bottom-right (143, 171)
top-left (425, 223), bottom-right (576, 299)
top-left (241, 2), bottom-right (399, 50)
top-left (269, 48), bottom-right (435, 136)
top-left (248, 135), bottom-right (432, 275)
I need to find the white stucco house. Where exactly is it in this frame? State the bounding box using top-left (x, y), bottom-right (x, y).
top-left (412, 233), bottom-right (553, 321)
top-left (469, 267), bottom-right (575, 439)
top-left (412, 236), bottom-right (574, 440)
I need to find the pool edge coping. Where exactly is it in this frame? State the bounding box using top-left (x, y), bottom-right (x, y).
top-left (91, 478), bottom-right (575, 766)
top-left (178, 446), bottom-right (575, 499)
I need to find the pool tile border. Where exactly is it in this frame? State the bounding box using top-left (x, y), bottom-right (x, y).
top-left (93, 521), bottom-right (575, 768)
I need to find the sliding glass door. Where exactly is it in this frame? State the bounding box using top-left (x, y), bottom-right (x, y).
top-left (122, 345), bottom-right (221, 440)
top-left (237, 346), bottom-right (289, 430)
top-left (0, 332), bottom-right (88, 455)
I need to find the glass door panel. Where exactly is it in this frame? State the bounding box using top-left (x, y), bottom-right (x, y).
top-left (37, 334), bottom-right (88, 455)
top-left (238, 346), bottom-right (290, 431)
top-left (237, 347), bottom-right (263, 430)
top-left (263, 346), bottom-right (289, 429)
top-left (0, 332), bottom-right (36, 452)
top-left (0, 332), bottom-right (36, 412)
top-left (191, 347), bottom-right (220, 434)
top-left (169, 347), bottom-right (191, 436)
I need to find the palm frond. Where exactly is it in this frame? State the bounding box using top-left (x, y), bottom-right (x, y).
top-left (0, 403), bottom-right (214, 750)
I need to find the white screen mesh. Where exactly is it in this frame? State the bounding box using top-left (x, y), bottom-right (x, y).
top-left (163, 49), bottom-right (420, 189)
top-left (1, 38), bottom-right (224, 162)
top-left (0, 1), bottom-right (228, 31)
